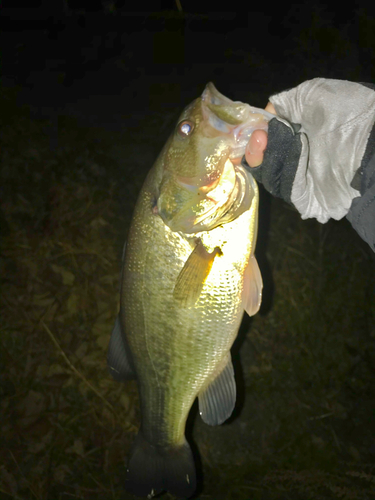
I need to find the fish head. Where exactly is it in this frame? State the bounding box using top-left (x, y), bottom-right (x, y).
top-left (155, 83), bottom-right (269, 234)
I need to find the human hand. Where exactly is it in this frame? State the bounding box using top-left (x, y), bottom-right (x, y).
top-left (244, 102), bottom-right (276, 167)
top-left (241, 79), bottom-right (375, 252)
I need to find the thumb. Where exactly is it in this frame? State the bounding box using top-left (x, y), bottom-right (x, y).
top-left (245, 130), bottom-right (268, 167)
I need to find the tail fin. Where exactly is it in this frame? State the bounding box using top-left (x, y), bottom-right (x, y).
top-left (125, 431), bottom-right (196, 498)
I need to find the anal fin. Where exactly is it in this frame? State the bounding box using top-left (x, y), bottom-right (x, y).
top-left (198, 354), bottom-right (236, 426)
top-left (243, 255), bottom-right (262, 317)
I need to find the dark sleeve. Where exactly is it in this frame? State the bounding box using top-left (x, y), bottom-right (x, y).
top-left (241, 118), bottom-right (302, 203)
top-left (346, 129), bottom-right (375, 252)
top-left (345, 82), bottom-right (375, 252)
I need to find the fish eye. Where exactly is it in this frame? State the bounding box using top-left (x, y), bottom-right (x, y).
top-left (177, 120), bottom-right (194, 137)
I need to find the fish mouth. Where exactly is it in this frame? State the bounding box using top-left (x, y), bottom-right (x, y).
top-left (187, 160), bottom-right (256, 233)
top-left (158, 159), bottom-right (255, 234)
top-left (201, 83), bottom-right (270, 161)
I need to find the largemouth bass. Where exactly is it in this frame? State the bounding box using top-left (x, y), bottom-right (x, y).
top-left (107, 83), bottom-right (274, 498)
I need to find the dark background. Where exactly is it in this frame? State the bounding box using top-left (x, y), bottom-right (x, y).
top-left (4, 2), bottom-right (375, 129)
top-left (1, 2), bottom-right (375, 500)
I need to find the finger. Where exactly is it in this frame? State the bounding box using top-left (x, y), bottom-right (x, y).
top-left (265, 101), bottom-right (276, 115)
top-left (245, 129), bottom-right (268, 167)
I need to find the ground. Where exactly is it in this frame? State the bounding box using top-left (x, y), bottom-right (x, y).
top-left (1, 7), bottom-right (375, 500)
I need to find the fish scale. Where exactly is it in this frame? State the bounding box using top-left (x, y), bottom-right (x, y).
top-left (107, 82), bottom-right (269, 498)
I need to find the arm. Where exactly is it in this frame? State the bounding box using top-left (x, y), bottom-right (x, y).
top-left (243, 78), bottom-right (375, 252)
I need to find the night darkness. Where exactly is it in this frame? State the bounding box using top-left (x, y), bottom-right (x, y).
top-left (1, 2), bottom-right (375, 500)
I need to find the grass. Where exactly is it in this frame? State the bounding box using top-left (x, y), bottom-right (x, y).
top-left (1, 69), bottom-right (375, 500)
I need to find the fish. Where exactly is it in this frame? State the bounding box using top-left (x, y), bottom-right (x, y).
top-left (107, 83), bottom-right (274, 498)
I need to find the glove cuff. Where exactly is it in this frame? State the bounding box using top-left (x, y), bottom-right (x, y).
top-left (241, 118), bottom-right (302, 204)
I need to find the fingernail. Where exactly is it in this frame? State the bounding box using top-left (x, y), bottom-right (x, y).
top-left (246, 141), bottom-right (256, 156)
top-left (248, 136), bottom-right (264, 155)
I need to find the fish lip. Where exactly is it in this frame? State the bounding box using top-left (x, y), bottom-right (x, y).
top-left (182, 162), bottom-right (254, 234)
top-left (174, 171), bottom-right (222, 194)
top-left (201, 82), bottom-right (273, 160)
top-left (202, 82), bottom-right (233, 107)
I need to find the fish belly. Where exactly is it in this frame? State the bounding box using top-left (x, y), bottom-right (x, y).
top-left (121, 171), bottom-right (256, 447)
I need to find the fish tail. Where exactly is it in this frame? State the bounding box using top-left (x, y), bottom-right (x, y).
top-left (125, 431), bottom-right (196, 498)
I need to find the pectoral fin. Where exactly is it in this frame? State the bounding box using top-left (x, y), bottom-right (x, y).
top-left (243, 255), bottom-right (263, 317)
top-left (173, 240), bottom-right (222, 307)
top-left (107, 315), bottom-right (136, 381)
top-left (198, 355), bottom-right (236, 426)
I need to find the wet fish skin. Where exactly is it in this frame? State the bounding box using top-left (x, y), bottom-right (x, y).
top-left (107, 83), bottom-right (268, 498)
